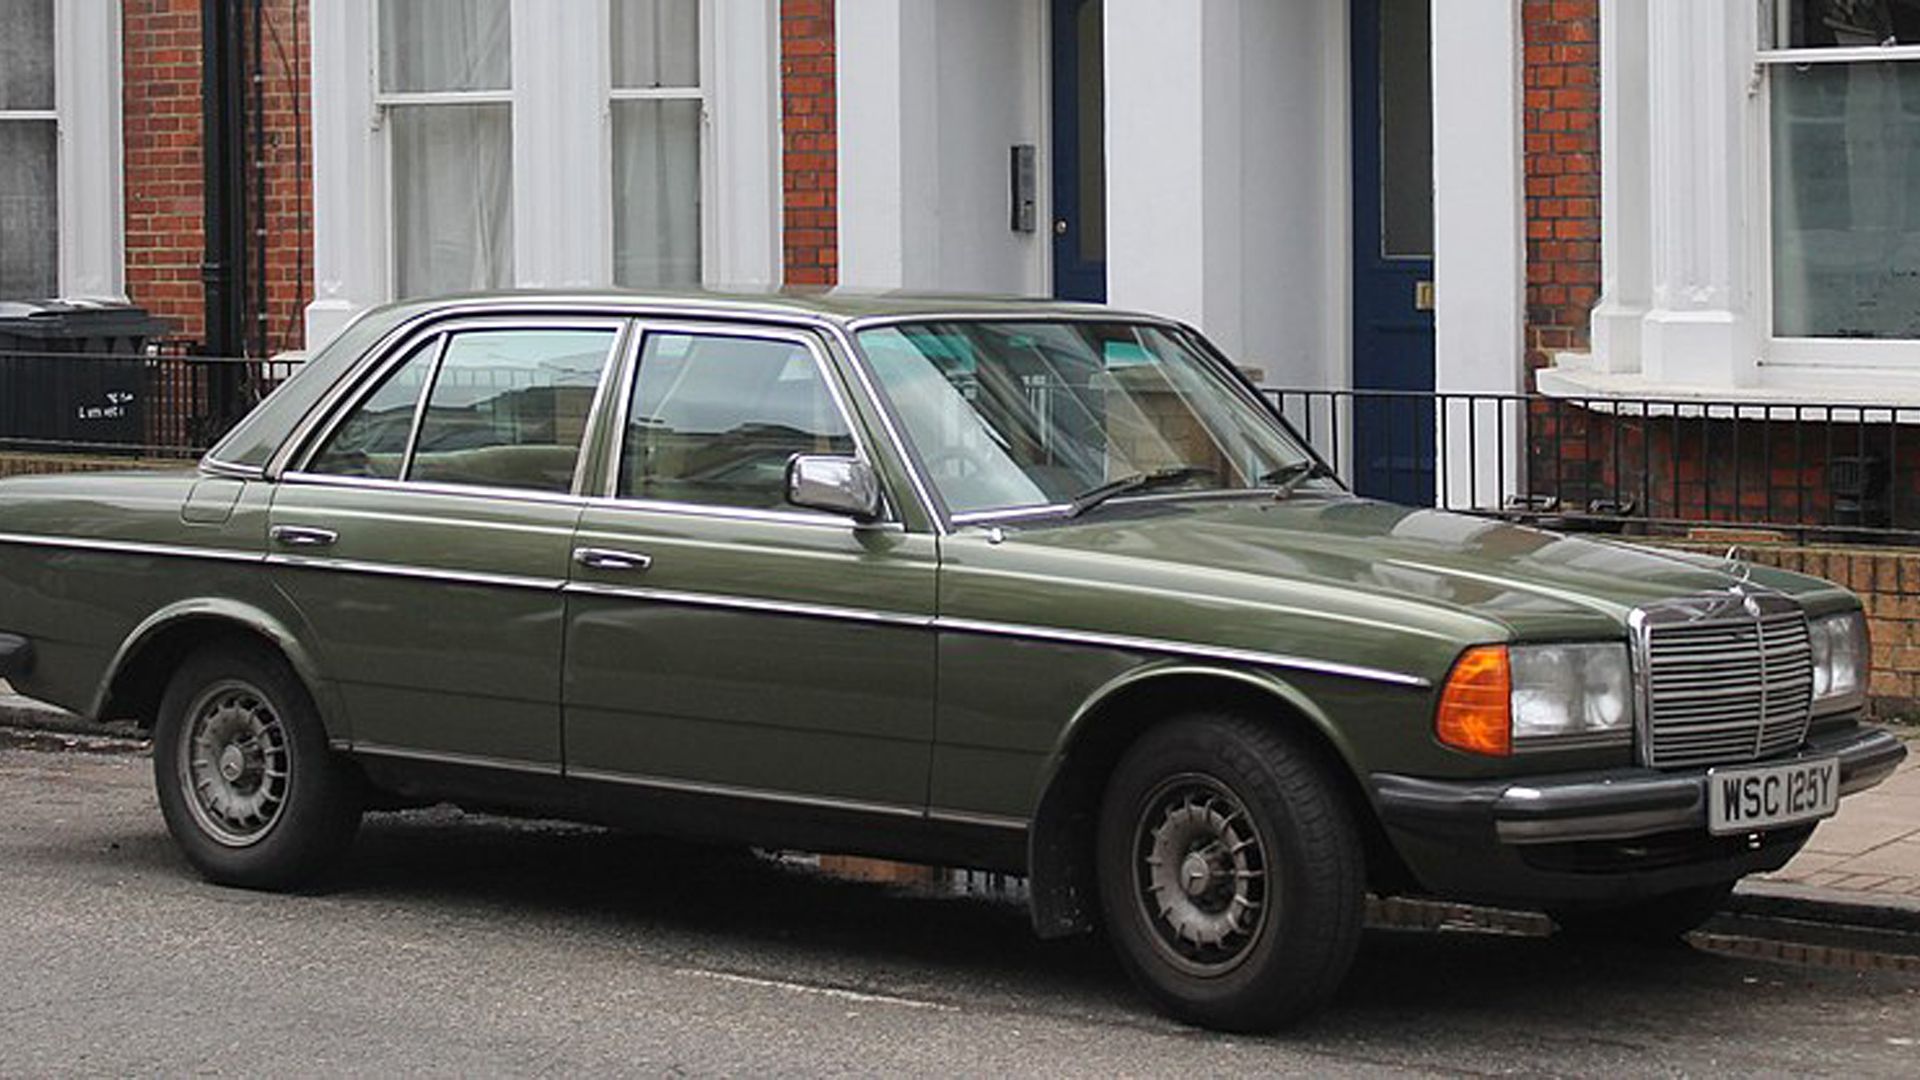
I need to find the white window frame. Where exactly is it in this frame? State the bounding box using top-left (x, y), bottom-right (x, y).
top-left (607, 0), bottom-right (714, 288)
top-left (0, 1), bottom-right (122, 300)
top-left (369, 0), bottom-right (516, 299)
top-left (1756, 3), bottom-right (1920, 369)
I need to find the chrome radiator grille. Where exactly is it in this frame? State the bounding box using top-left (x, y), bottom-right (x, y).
top-left (1636, 594), bottom-right (1814, 769)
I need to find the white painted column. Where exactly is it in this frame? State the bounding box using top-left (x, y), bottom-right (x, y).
top-left (1640, 0), bottom-right (1760, 387)
top-left (1432, 0), bottom-right (1526, 507)
top-left (53, 0), bottom-right (124, 300)
top-left (836, 0), bottom-right (930, 289)
top-left (1588, 0), bottom-right (1650, 374)
top-left (511, 0), bottom-right (609, 288)
top-left (1103, 0), bottom-right (1238, 352)
top-left (707, 0), bottom-right (783, 288)
top-left (305, 1), bottom-right (384, 350)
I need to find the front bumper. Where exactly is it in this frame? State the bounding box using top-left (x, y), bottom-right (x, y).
top-left (0, 632), bottom-right (31, 681)
top-left (1370, 723), bottom-right (1906, 907)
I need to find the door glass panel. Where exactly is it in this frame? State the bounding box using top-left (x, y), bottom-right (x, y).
top-left (621, 333), bottom-right (855, 509)
top-left (410, 328), bottom-right (617, 492)
top-left (1379, 0), bottom-right (1434, 259)
top-left (309, 338), bottom-right (442, 479)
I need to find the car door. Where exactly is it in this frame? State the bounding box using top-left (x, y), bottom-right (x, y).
top-left (563, 323), bottom-right (938, 810)
top-left (268, 317), bottom-right (626, 771)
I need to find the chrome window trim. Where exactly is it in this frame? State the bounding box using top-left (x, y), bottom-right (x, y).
top-left (267, 552), bottom-right (567, 593)
top-left (395, 331), bottom-right (451, 480)
top-left (843, 310), bottom-right (1181, 333)
top-left (567, 767), bottom-right (925, 819)
top-left (604, 320), bottom-right (897, 522)
top-left (0, 532), bottom-right (264, 564)
top-left (278, 470), bottom-right (590, 509)
top-left (198, 457), bottom-right (265, 480)
top-left (290, 315), bottom-right (630, 481)
top-left (578, 495), bottom-right (901, 532)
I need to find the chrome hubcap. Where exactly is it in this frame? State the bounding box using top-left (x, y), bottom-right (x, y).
top-left (178, 680), bottom-right (290, 847)
top-left (1133, 774), bottom-right (1270, 977)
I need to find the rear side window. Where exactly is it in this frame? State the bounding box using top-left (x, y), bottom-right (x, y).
top-left (307, 326), bottom-right (619, 493)
top-left (620, 332), bottom-right (855, 509)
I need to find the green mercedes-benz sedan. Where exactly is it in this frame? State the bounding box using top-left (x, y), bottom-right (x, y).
top-left (0, 292), bottom-right (1905, 1030)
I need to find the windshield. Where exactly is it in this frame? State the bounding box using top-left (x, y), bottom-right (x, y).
top-left (856, 319), bottom-right (1317, 518)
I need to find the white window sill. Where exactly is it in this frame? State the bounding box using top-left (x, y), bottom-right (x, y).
top-left (1537, 352), bottom-right (1920, 419)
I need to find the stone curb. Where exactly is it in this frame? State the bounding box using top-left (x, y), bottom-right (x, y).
top-left (1731, 879), bottom-right (1920, 934)
top-left (0, 694), bottom-right (143, 740)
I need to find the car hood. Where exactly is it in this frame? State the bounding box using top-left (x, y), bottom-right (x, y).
top-left (974, 495), bottom-right (1836, 641)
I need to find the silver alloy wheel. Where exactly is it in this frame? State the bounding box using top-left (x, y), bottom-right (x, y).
top-left (176, 678), bottom-right (292, 847)
top-left (1131, 772), bottom-right (1272, 977)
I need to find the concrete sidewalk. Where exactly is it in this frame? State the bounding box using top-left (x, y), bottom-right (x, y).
top-left (4, 679), bottom-right (1915, 921)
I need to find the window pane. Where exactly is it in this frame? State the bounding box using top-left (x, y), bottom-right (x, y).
top-left (0, 0), bottom-right (54, 110)
top-left (309, 338), bottom-right (441, 479)
top-left (613, 99), bottom-right (702, 287)
top-left (1380, 0), bottom-right (1435, 259)
top-left (391, 103), bottom-right (513, 297)
top-left (411, 329), bottom-right (616, 493)
top-left (621, 333), bottom-right (854, 508)
top-left (612, 0), bottom-right (700, 88)
top-left (1770, 0), bottom-right (1920, 48)
top-left (378, 0), bottom-right (511, 93)
top-left (0, 120), bottom-right (56, 299)
top-left (1772, 62), bottom-right (1920, 338)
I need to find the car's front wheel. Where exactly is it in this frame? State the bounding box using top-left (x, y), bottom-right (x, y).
top-left (1096, 713), bottom-right (1365, 1032)
top-left (153, 641), bottom-right (361, 889)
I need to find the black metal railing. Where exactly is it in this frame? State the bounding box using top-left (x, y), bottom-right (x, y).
top-left (1267, 387), bottom-right (1920, 546)
top-left (0, 347), bottom-right (298, 459)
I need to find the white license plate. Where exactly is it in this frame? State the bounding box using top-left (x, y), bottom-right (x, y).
top-left (1707, 757), bottom-right (1840, 836)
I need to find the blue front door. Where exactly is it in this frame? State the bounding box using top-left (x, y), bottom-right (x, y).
top-left (1352, 0), bottom-right (1436, 504)
top-left (1051, 0), bottom-right (1106, 302)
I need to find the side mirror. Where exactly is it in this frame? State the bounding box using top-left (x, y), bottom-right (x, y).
top-left (786, 454), bottom-right (883, 522)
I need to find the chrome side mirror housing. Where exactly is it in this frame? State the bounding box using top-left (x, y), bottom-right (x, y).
top-left (786, 454), bottom-right (882, 522)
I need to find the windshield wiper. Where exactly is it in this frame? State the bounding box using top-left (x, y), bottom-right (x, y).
top-left (1260, 459), bottom-right (1335, 499)
top-left (1067, 465), bottom-right (1216, 518)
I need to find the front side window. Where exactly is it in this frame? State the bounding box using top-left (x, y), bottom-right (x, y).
top-left (856, 321), bottom-right (1313, 518)
top-left (0, 0), bottom-right (56, 299)
top-left (378, 0), bottom-right (514, 297)
top-left (620, 332), bottom-right (854, 508)
top-left (611, 0), bottom-right (703, 287)
top-left (1765, 0), bottom-right (1920, 338)
top-left (311, 326), bottom-right (618, 492)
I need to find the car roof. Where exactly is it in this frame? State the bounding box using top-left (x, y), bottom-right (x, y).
top-left (355, 287), bottom-right (1165, 328)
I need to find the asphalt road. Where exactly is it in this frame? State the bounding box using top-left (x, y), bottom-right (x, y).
top-left (3, 742), bottom-right (1918, 1077)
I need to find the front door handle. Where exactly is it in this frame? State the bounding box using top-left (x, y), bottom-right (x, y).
top-left (270, 525), bottom-right (338, 548)
top-left (573, 547), bottom-right (652, 572)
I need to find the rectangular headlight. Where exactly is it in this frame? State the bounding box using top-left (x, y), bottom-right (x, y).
top-left (1810, 611), bottom-right (1869, 713)
top-left (1509, 642), bottom-right (1633, 746)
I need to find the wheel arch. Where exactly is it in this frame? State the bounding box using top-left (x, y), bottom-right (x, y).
top-left (1025, 663), bottom-right (1409, 939)
top-left (93, 601), bottom-right (334, 738)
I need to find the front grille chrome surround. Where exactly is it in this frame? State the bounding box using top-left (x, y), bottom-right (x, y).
top-left (1629, 591), bottom-right (1814, 769)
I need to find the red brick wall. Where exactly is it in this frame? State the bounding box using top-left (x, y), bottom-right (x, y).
top-left (120, 0), bottom-right (312, 355)
top-left (1521, 0), bottom-right (1600, 376)
top-left (780, 0), bottom-right (836, 286)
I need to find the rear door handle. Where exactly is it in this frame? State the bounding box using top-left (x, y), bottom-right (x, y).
top-left (573, 547), bottom-right (652, 572)
top-left (270, 525), bottom-right (338, 548)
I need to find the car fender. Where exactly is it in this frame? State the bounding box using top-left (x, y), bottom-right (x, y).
top-left (92, 597), bottom-right (338, 738)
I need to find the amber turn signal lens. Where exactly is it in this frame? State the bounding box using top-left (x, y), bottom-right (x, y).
top-left (1436, 645), bottom-right (1512, 756)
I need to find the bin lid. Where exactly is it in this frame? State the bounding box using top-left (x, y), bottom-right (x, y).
top-left (0, 298), bottom-right (173, 340)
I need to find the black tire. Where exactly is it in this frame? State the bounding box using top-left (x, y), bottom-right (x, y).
top-left (1096, 712), bottom-right (1365, 1032)
top-left (152, 641), bottom-right (361, 890)
top-left (1548, 882), bottom-right (1734, 945)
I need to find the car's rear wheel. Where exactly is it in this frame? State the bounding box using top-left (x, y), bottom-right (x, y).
top-left (153, 642), bottom-right (361, 889)
top-left (1548, 882), bottom-right (1734, 945)
top-left (1096, 713), bottom-right (1365, 1032)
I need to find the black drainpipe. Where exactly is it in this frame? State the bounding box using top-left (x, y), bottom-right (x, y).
top-left (200, 0), bottom-right (248, 422)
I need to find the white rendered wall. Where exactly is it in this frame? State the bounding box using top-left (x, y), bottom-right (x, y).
top-left (836, 0), bottom-right (1045, 294)
top-left (54, 0), bottom-right (124, 300)
top-left (1104, 0), bottom-right (1343, 389)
